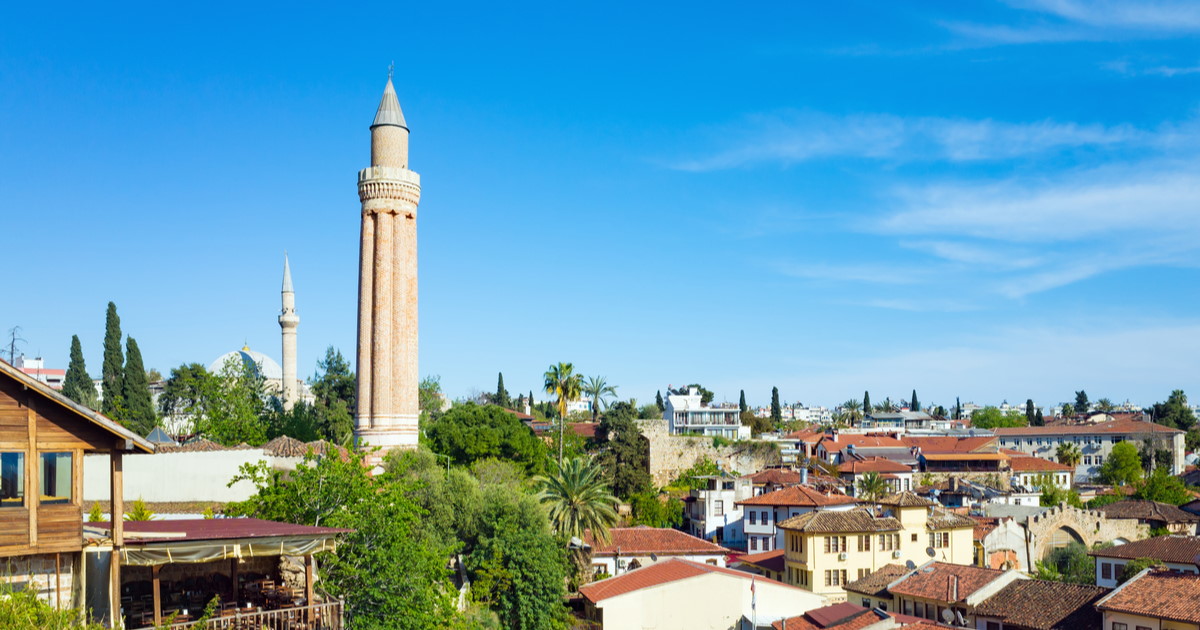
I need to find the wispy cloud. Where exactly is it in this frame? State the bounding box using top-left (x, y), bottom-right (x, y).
top-left (1105, 59), bottom-right (1200, 77)
top-left (770, 260), bottom-right (931, 285)
top-left (944, 0), bottom-right (1200, 45)
top-left (671, 112), bottom-right (1148, 171)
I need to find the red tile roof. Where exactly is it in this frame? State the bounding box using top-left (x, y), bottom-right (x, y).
top-left (844, 564), bottom-right (909, 597)
top-left (819, 435), bottom-right (907, 452)
top-left (745, 468), bottom-right (803, 485)
top-left (887, 562), bottom-right (1006, 603)
top-left (1090, 535), bottom-right (1200, 564)
top-left (994, 419), bottom-right (1181, 436)
top-left (1008, 456), bottom-right (1074, 472)
top-left (734, 548), bottom-right (786, 573)
top-left (972, 579), bottom-right (1108, 629)
top-left (89, 518), bottom-right (351, 542)
top-left (568, 422), bottom-right (597, 439)
top-left (1097, 500), bottom-right (1200, 523)
top-left (971, 516), bottom-right (1002, 542)
top-left (770, 604), bottom-right (884, 630)
top-left (737, 485), bottom-right (860, 508)
top-left (586, 526), bottom-right (729, 556)
top-left (1096, 570), bottom-right (1200, 624)
top-left (837, 457), bottom-right (913, 474)
top-left (579, 558), bottom-right (796, 603)
top-left (901, 436), bottom-right (997, 453)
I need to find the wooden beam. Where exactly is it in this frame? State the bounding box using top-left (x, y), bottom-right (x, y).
top-left (230, 557), bottom-right (239, 605)
top-left (110, 449), bottom-right (123, 628)
top-left (54, 552), bottom-right (61, 610)
top-left (26, 400), bottom-right (37, 546)
top-left (305, 555), bottom-right (315, 623)
top-left (152, 564), bottom-right (162, 627)
top-left (72, 448), bottom-right (82, 509)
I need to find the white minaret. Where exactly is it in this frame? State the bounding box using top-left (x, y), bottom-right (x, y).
top-left (355, 75), bottom-right (421, 461)
top-left (279, 253), bottom-right (299, 410)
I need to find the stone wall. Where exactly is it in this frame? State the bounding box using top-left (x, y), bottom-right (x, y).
top-left (1024, 504), bottom-right (1148, 560)
top-left (636, 420), bottom-right (780, 486)
top-left (0, 552), bottom-right (76, 609)
top-left (917, 471), bottom-right (1013, 488)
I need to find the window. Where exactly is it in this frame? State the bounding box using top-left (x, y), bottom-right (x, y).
top-left (862, 598), bottom-right (871, 608)
top-left (706, 559), bottom-right (717, 566)
top-left (986, 623), bottom-right (1000, 630)
top-left (929, 532), bottom-right (949, 548)
top-left (1, 453), bottom-right (24, 508)
top-left (1084, 456), bottom-right (1092, 466)
top-left (1135, 626), bottom-right (1151, 630)
top-left (751, 537), bottom-right (759, 551)
top-left (824, 569), bottom-right (846, 586)
top-left (800, 570), bottom-right (808, 586)
top-left (858, 568), bottom-right (870, 579)
top-left (713, 500), bottom-right (724, 517)
top-left (911, 533), bottom-right (918, 542)
top-left (1101, 562), bottom-right (1112, 580)
top-left (824, 536), bottom-right (846, 553)
top-left (40, 452), bottom-right (71, 505)
top-left (858, 535), bottom-right (870, 552)
top-left (1112, 624), bottom-right (1127, 630)
top-left (749, 511), bottom-right (757, 525)
top-left (1095, 456), bottom-right (1104, 465)
top-left (722, 481), bottom-right (734, 490)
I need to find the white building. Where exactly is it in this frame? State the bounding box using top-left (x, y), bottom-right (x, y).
top-left (994, 419), bottom-right (1186, 480)
top-left (686, 474), bottom-right (753, 546)
top-left (735, 486), bottom-right (860, 552)
top-left (1090, 536), bottom-right (1200, 588)
top-left (13, 355), bottom-right (65, 389)
top-left (1008, 456), bottom-right (1073, 493)
top-left (666, 387), bottom-right (748, 439)
top-left (586, 527), bottom-right (729, 578)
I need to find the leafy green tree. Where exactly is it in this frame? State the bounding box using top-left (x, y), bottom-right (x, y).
top-left (1035, 542), bottom-right (1094, 584)
top-left (742, 410), bottom-right (772, 435)
top-left (1099, 441), bottom-right (1143, 486)
top-left (770, 387), bottom-right (781, 425)
top-left (160, 357), bottom-right (269, 446)
top-left (582, 375), bottom-right (617, 421)
top-left (495, 372), bottom-right (510, 408)
top-left (596, 402), bottom-right (651, 497)
top-left (1074, 390), bottom-right (1089, 414)
top-left (1150, 390), bottom-right (1196, 431)
top-left (1118, 558), bottom-right (1165, 584)
top-left (656, 390), bottom-right (665, 411)
top-left (638, 403), bottom-right (661, 419)
top-left (1037, 475), bottom-right (1083, 508)
top-left (1056, 442), bottom-right (1082, 468)
top-left (970, 406), bottom-right (1028, 429)
top-left (62, 335), bottom-right (98, 409)
top-left (228, 450), bottom-right (458, 629)
top-left (1132, 467), bottom-right (1192, 505)
top-left (665, 458), bottom-right (722, 493)
top-left (426, 403), bottom-right (547, 474)
top-left (933, 405), bottom-right (947, 418)
top-left (738, 390), bottom-right (747, 413)
top-left (535, 456), bottom-right (618, 545)
top-left (101, 302), bottom-right (124, 418)
top-left (419, 375), bottom-right (445, 422)
top-left (121, 337), bottom-right (156, 435)
top-left (468, 489), bottom-right (569, 630)
top-left (124, 497), bottom-right (157, 521)
top-left (1061, 403), bottom-right (1074, 417)
top-left (303, 347), bottom-right (356, 444)
top-left (543, 362), bottom-right (582, 464)
top-left (856, 472), bottom-right (889, 501)
top-left (910, 389), bottom-right (919, 412)
top-left (629, 492), bottom-right (684, 528)
top-left (678, 384), bottom-right (714, 405)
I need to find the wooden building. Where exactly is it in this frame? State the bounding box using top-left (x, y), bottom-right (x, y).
top-left (0, 359), bottom-right (153, 625)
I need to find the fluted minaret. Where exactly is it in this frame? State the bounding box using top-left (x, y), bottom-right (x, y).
top-left (355, 76), bottom-right (421, 460)
top-left (279, 254), bottom-right (299, 410)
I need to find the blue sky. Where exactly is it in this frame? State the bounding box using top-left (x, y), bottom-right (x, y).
top-left (2, 1), bottom-right (1199, 410)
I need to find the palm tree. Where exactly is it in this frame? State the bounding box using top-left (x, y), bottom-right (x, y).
top-left (842, 399), bottom-right (863, 426)
top-left (1056, 442), bottom-right (1082, 468)
top-left (582, 375), bottom-right (618, 422)
top-left (1096, 398), bottom-right (1115, 413)
top-left (879, 398), bottom-right (896, 413)
top-left (535, 456), bottom-right (619, 546)
top-left (856, 471), bottom-right (889, 501)
top-left (544, 362), bottom-right (584, 465)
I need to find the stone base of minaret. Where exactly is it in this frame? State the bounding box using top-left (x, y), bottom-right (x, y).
top-left (355, 416), bottom-right (419, 468)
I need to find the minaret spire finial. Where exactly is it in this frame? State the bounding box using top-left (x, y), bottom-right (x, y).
top-left (388, 61), bottom-right (394, 80)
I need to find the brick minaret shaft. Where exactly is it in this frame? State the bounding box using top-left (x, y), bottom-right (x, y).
top-left (355, 77), bottom-right (421, 458)
top-left (279, 253), bottom-right (299, 410)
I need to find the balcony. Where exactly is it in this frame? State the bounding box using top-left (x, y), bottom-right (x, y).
top-left (157, 599), bottom-right (343, 629)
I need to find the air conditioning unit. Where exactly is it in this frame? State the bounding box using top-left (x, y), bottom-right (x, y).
top-left (838, 552), bottom-right (847, 561)
top-left (892, 550), bottom-right (902, 559)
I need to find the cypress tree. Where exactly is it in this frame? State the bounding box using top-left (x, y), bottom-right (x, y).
top-left (955, 397), bottom-right (961, 420)
top-left (63, 335), bottom-right (98, 409)
top-left (495, 372), bottom-right (509, 407)
top-left (528, 390), bottom-right (534, 411)
top-left (121, 337), bottom-right (156, 436)
top-left (655, 390), bottom-right (664, 411)
top-left (770, 387), bottom-right (781, 425)
top-left (1034, 409), bottom-right (1044, 426)
top-left (739, 390), bottom-right (747, 413)
top-left (101, 302), bottom-right (124, 418)
top-left (863, 391), bottom-right (871, 414)
top-left (910, 389), bottom-right (919, 412)
top-left (1025, 399), bottom-right (1035, 424)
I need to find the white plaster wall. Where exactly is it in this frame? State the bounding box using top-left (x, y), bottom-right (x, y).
top-left (83, 450), bottom-right (268, 503)
top-left (597, 571), bottom-right (825, 630)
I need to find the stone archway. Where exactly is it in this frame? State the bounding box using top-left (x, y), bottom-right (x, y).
top-left (1043, 525), bottom-right (1085, 559)
top-left (1025, 505), bottom-right (1148, 560)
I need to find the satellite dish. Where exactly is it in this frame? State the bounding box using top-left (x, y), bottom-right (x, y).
top-left (955, 610), bottom-right (967, 626)
top-left (905, 560), bottom-right (917, 570)
top-left (1192, 552), bottom-right (1200, 571)
top-left (969, 430), bottom-right (975, 437)
top-left (941, 609), bottom-right (955, 623)
top-left (926, 547), bottom-right (936, 558)
top-left (650, 553), bottom-right (658, 562)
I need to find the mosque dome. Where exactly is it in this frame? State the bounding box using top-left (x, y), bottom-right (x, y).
top-left (209, 345), bottom-right (284, 380)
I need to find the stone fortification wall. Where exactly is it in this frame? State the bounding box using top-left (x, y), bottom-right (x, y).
top-left (0, 552), bottom-right (75, 609)
top-left (636, 420), bottom-right (780, 486)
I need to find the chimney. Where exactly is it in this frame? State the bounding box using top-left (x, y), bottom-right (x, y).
top-left (948, 575), bottom-right (959, 602)
top-left (801, 466), bottom-right (809, 485)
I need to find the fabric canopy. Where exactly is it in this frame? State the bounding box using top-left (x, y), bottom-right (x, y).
top-left (118, 535), bottom-right (339, 566)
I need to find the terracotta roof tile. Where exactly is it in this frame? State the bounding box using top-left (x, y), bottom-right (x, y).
top-left (1090, 535), bottom-right (1200, 564)
top-left (586, 526), bottom-right (729, 556)
top-left (876, 491), bottom-right (934, 507)
top-left (994, 419), bottom-right (1181, 436)
top-left (971, 516), bottom-right (1002, 542)
top-left (735, 549), bottom-right (785, 573)
top-left (844, 564), bottom-right (908, 597)
top-left (900, 436), bottom-right (997, 453)
top-left (770, 604), bottom-right (888, 630)
top-left (820, 435), bottom-right (906, 452)
top-left (746, 468), bottom-right (803, 485)
top-left (887, 562), bottom-right (1006, 603)
top-left (973, 579), bottom-right (1108, 629)
top-left (926, 509), bottom-right (977, 531)
top-left (779, 508), bottom-right (902, 533)
top-left (1097, 500), bottom-right (1200, 523)
top-left (1096, 570), bottom-right (1200, 624)
top-left (737, 485), bottom-right (861, 508)
top-left (1008, 456), bottom-right (1074, 472)
top-left (579, 558), bottom-right (797, 603)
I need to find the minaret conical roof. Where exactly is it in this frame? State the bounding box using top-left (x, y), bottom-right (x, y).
top-left (371, 78), bottom-right (408, 130)
top-left (282, 254), bottom-right (294, 293)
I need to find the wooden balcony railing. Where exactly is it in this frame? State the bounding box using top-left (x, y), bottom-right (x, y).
top-left (160, 599), bottom-right (344, 630)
